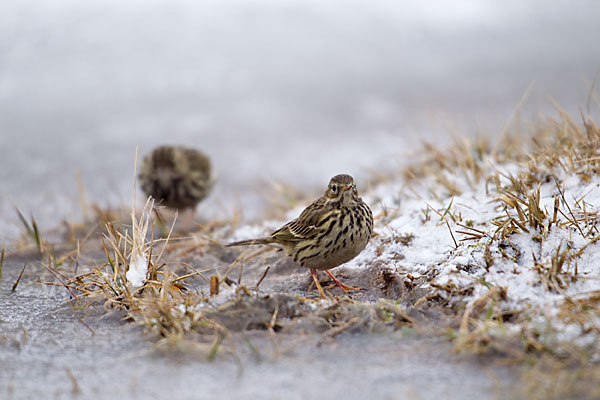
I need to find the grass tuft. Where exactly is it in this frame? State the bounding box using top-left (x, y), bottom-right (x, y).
top-left (15, 208), bottom-right (44, 254)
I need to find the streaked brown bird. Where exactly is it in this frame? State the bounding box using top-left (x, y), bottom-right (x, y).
top-left (138, 145), bottom-right (214, 212)
top-left (227, 174), bottom-right (373, 298)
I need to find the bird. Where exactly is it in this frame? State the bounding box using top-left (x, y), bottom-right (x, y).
top-left (227, 174), bottom-right (373, 298)
top-left (138, 145), bottom-right (215, 213)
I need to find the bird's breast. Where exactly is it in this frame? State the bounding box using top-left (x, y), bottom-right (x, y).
top-left (294, 205), bottom-right (372, 270)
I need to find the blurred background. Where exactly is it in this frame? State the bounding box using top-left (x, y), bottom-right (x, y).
top-left (1, 0), bottom-right (599, 240)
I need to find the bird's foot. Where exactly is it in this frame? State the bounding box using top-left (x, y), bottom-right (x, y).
top-left (310, 269), bottom-right (331, 299)
top-left (322, 270), bottom-right (364, 293)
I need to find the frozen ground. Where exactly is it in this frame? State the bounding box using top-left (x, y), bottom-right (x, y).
top-left (0, 262), bottom-right (513, 400)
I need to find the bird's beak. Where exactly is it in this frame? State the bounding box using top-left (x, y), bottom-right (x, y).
top-left (342, 184), bottom-right (353, 191)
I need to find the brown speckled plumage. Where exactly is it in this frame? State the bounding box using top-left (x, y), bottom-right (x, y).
top-left (227, 174), bottom-right (373, 298)
top-left (138, 146), bottom-right (214, 210)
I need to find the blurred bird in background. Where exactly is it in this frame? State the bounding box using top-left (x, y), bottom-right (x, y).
top-left (138, 145), bottom-right (215, 230)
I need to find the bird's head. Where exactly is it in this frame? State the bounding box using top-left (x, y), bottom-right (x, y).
top-left (324, 174), bottom-right (359, 203)
top-left (149, 146), bottom-right (178, 170)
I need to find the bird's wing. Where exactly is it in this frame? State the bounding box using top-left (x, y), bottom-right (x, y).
top-left (271, 197), bottom-right (337, 243)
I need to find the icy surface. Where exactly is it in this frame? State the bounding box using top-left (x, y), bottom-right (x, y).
top-left (2, 0), bottom-right (600, 240)
top-left (0, 268), bottom-right (511, 400)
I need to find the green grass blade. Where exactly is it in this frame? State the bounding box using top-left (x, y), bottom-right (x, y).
top-left (15, 208), bottom-right (34, 238)
top-left (31, 217), bottom-right (43, 254)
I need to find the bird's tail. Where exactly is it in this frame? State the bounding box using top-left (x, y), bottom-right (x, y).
top-left (225, 237), bottom-right (274, 247)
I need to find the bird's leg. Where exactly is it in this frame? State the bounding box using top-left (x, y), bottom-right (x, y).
top-left (179, 208), bottom-right (197, 233)
top-left (323, 270), bottom-right (363, 291)
top-left (310, 268), bottom-right (329, 299)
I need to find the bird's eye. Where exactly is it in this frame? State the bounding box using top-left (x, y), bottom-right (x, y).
top-left (330, 185), bottom-right (337, 193)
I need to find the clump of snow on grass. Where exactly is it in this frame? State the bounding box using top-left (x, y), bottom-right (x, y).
top-left (126, 247), bottom-right (148, 287)
top-left (126, 197), bottom-right (153, 288)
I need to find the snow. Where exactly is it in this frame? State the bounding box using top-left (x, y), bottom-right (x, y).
top-left (126, 198), bottom-right (154, 288)
top-left (126, 248), bottom-right (148, 288)
top-left (228, 224), bottom-right (272, 242)
top-left (229, 154), bottom-right (600, 346)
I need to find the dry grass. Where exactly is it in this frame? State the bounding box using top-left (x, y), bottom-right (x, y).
top-left (402, 109), bottom-right (600, 398)
top-left (64, 211), bottom-right (418, 356)
top-left (48, 181), bottom-right (417, 361)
